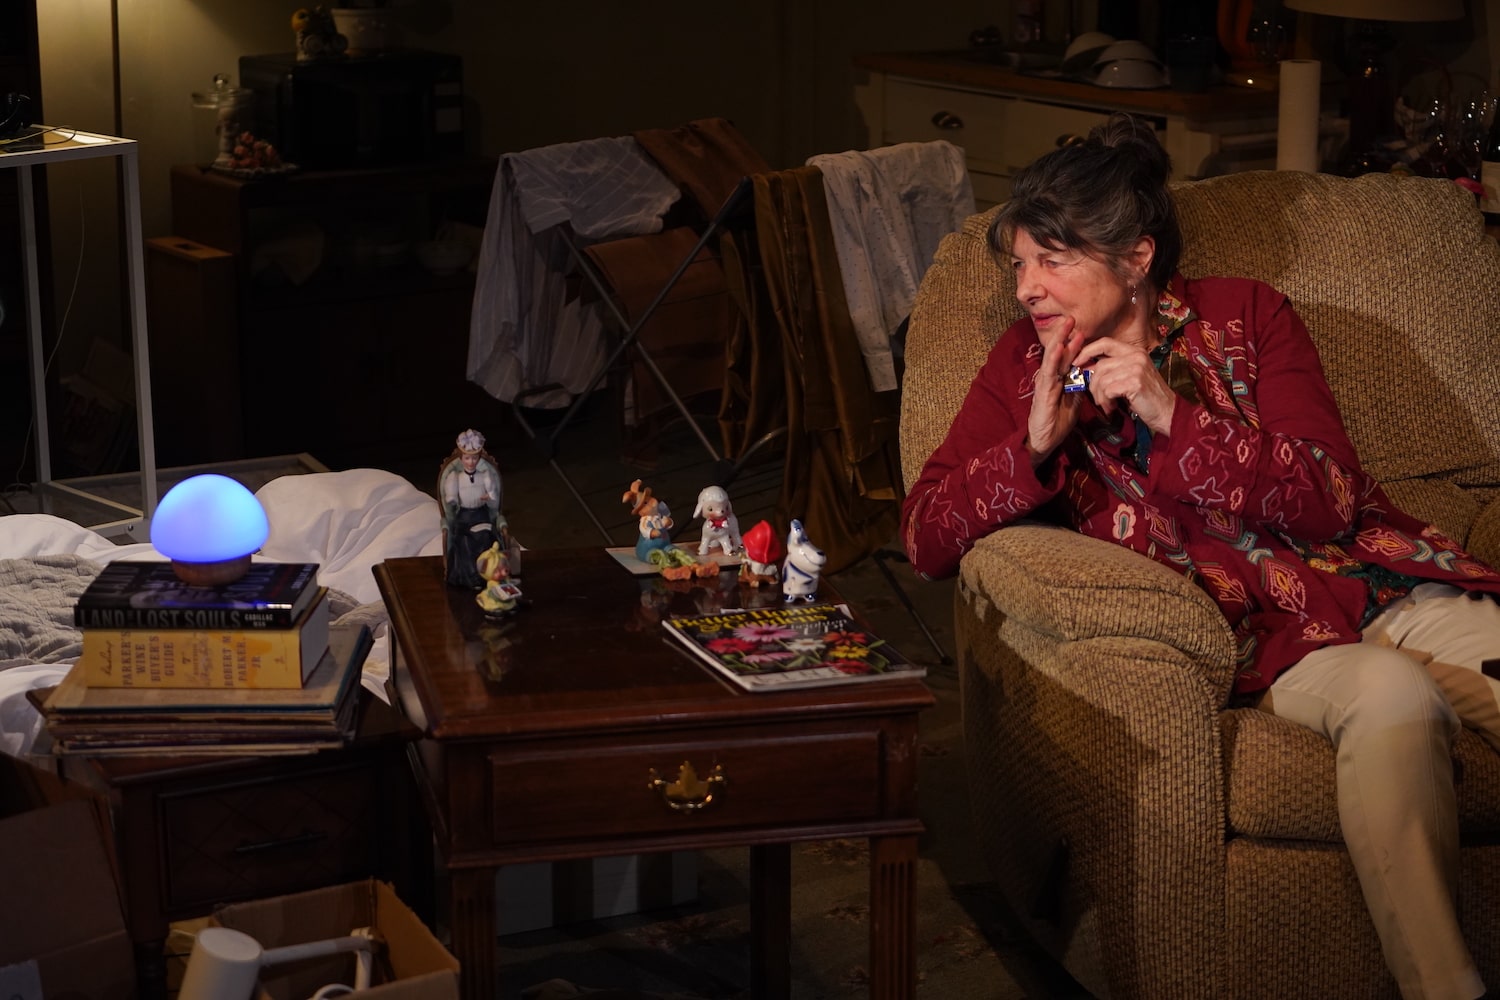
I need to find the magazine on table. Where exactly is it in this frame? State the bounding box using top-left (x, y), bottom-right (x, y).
top-left (662, 602), bottom-right (925, 692)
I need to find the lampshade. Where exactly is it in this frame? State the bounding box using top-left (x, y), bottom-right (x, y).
top-left (1282, 0), bottom-right (1463, 21)
top-left (150, 474), bottom-right (269, 585)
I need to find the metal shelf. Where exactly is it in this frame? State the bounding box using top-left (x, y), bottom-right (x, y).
top-left (4, 126), bottom-right (156, 537)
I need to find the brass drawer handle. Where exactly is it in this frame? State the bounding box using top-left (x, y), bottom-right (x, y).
top-left (647, 761), bottom-right (726, 813)
top-left (233, 829), bottom-right (328, 854)
top-left (930, 110), bottom-right (964, 130)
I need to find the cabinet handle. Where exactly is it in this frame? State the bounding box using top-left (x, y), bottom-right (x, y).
top-left (234, 829), bottom-right (328, 854)
top-left (930, 111), bottom-right (964, 130)
top-left (647, 761), bottom-right (726, 813)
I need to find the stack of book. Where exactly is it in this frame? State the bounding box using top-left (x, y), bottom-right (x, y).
top-left (38, 561), bottom-right (369, 756)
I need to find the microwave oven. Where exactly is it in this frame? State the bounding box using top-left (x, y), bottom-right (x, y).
top-left (238, 50), bottom-right (464, 170)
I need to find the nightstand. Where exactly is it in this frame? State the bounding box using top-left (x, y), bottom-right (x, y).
top-left (56, 689), bottom-right (432, 1000)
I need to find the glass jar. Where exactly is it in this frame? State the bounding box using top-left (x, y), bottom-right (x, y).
top-left (190, 73), bottom-right (254, 169)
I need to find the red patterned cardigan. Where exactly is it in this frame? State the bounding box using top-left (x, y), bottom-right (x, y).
top-left (902, 273), bottom-right (1500, 693)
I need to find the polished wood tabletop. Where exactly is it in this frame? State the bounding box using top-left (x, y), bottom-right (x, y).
top-left (376, 549), bottom-right (935, 1000)
top-left (378, 549), bottom-right (934, 741)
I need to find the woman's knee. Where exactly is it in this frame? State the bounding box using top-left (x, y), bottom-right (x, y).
top-left (1340, 649), bottom-right (1458, 735)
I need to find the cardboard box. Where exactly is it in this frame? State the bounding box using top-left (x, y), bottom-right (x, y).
top-left (0, 796), bottom-right (136, 999)
top-left (208, 879), bottom-right (458, 1000)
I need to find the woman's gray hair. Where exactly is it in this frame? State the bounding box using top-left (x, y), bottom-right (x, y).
top-left (989, 113), bottom-right (1180, 291)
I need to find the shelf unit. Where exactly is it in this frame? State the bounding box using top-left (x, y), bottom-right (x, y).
top-left (6, 126), bottom-right (156, 536)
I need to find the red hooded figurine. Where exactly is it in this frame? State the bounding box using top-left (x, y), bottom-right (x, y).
top-left (738, 519), bottom-right (782, 588)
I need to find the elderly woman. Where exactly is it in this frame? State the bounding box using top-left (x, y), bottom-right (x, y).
top-left (902, 113), bottom-right (1500, 1000)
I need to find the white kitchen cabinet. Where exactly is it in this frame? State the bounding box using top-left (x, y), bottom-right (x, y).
top-left (856, 52), bottom-right (1304, 207)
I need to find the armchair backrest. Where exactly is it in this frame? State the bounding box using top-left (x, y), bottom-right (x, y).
top-left (902, 170), bottom-right (1500, 497)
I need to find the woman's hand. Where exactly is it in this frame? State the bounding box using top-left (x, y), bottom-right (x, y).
top-left (1026, 318), bottom-right (1084, 465)
top-left (1073, 336), bottom-right (1177, 434)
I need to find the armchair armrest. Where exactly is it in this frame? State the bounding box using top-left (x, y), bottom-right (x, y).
top-left (1464, 493), bottom-right (1500, 572)
top-left (959, 522), bottom-right (1239, 704)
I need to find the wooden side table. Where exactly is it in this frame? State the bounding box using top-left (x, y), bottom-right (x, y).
top-left (376, 550), bottom-right (936, 1000)
top-left (56, 690), bottom-right (432, 1000)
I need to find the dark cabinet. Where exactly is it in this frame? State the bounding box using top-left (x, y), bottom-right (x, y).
top-left (161, 159), bottom-right (503, 467)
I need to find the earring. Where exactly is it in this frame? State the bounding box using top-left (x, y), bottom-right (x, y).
top-left (1130, 284), bottom-right (1138, 305)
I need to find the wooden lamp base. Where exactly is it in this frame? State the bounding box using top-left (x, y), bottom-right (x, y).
top-left (170, 554), bottom-right (252, 586)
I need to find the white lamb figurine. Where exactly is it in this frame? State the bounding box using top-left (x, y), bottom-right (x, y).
top-left (781, 518), bottom-right (826, 603)
top-left (693, 485), bottom-right (742, 557)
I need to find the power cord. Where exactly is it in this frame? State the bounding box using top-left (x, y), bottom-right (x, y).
top-left (0, 125), bottom-right (79, 149)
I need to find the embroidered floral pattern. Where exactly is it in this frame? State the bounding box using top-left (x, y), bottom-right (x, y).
top-left (900, 277), bottom-right (1500, 692)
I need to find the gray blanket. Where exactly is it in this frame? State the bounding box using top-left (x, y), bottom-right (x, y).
top-left (0, 556), bottom-right (372, 671)
top-left (0, 555), bottom-right (101, 669)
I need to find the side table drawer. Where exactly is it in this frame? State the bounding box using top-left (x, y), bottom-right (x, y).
top-left (488, 728), bottom-right (883, 845)
top-left (160, 765), bottom-right (381, 915)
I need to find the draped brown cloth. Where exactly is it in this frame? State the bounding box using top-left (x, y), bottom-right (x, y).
top-left (749, 167), bottom-right (902, 574)
top-left (633, 118), bottom-right (769, 221)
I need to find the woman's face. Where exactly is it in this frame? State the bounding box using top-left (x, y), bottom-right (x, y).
top-left (1010, 228), bottom-right (1139, 349)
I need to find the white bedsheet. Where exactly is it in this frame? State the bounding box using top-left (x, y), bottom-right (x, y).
top-left (0, 468), bottom-right (442, 761)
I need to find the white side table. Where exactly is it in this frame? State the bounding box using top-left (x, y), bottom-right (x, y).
top-left (7, 127), bottom-right (156, 536)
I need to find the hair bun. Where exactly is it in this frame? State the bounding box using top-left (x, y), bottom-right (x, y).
top-left (1090, 113), bottom-right (1171, 185)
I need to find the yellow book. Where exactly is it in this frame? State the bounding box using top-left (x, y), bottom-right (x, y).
top-left (78, 590), bottom-right (330, 690)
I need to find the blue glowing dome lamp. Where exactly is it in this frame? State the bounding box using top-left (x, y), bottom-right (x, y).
top-left (150, 474), bottom-right (270, 586)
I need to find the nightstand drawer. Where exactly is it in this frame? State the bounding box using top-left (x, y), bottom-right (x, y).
top-left (160, 764), bottom-right (381, 914)
top-left (488, 727), bottom-right (883, 846)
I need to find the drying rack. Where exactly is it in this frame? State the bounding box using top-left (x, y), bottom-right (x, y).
top-left (510, 175), bottom-right (783, 544)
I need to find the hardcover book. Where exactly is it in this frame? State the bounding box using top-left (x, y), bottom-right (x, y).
top-left (662, 602), bottom-right (926, 692)
top-left (40, 624), bottom-right (371, 756)
top-left (73, 560), bottom-right (322, 630)
top-left (46, 622), bottom-right (367, 721)
top-left (76, 590), bottom-right (330, 690)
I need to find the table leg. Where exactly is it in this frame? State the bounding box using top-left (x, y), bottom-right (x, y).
top-left (135, 938), bottom-right (168, 1000)
top-left (749, 843), bottom-right (791, 1000)
top-left (450, 866), bottom-right (497, 1000)
top-left (868, 834), bottom-right (918, 1000)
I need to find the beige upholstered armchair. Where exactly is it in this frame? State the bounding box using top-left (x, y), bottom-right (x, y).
top-left (900, 170), bottom-right (1500, 999)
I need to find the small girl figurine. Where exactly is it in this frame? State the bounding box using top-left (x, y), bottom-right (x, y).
top-left (475, 541), bottom-right (523, 616)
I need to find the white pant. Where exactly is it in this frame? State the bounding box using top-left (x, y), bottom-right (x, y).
top-left (1261, 584), bottom-right (1500, 1000)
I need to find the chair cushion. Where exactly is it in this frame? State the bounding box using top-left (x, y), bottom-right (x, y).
top-left (1174, 171), bottom-right (1500, 487)
top-left (1222, 708), bottom-right (1500, 841)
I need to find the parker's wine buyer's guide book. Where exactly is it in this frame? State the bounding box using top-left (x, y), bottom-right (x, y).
top-left (662, 602), bottom-right (925, 692)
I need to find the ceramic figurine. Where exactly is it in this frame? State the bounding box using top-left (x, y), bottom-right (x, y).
top-left (622, 479), bottom-right (718, 580)
top-left (475, 540), bottom-right (523, 616)
top-left (623, 479), bottom-right (674, 563)
top-left (439, 429), bottom-right (511, 591)
top-left (781, 519), bottom-right (826, 603)
top-left (693, 485), bottom-right (742, 557)
top-left (738, 519), bottom-right (782, 588)
top-left (291, 6), bottom-right (347, 62)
